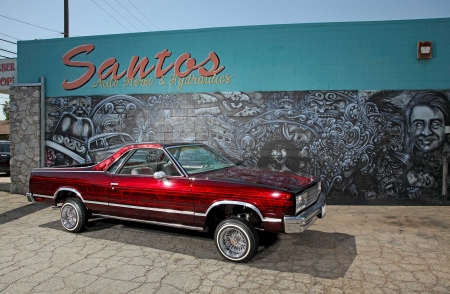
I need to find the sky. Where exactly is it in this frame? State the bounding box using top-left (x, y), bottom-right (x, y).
top-left (0, 0), bottom-right (450, 119)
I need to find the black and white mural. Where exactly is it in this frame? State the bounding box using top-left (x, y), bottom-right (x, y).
top-left (45, 90), bottom-right (450, 202)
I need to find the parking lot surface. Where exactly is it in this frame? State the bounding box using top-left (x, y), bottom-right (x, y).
top-left (0, 192), bottom-right (449, 293)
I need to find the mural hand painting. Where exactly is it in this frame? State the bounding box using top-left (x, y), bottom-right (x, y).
top-left (45, 90), bottom-right (450, 202)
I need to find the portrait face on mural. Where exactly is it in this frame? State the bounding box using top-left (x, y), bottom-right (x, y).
top-left (409, 105), bottom-right (446, 153)
top-left (258, 141), bottom-right (299, 172)
top-left (271, 146), bottom-right (288, 166)
top-left (406, 91), bottom-right (450, 154)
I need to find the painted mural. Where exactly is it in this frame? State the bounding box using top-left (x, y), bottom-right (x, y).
top-left (44, 90), bottom-right (450, 202)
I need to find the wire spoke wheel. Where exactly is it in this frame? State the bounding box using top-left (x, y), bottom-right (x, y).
top-left (219, 227), bottom-right (248, 258)
top-left (61, 204), bottom-right (78, 230)
top-left (214, 217), bottom-right (259, 262)
top-left (60, 198), bottom-right (88, 233)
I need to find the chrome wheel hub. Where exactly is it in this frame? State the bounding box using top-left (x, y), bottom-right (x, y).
top-left (219, 228), bottom-right (247, 258)
top-left (61, 204), bottom-right (77, 229)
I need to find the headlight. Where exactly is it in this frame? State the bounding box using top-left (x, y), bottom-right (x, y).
top-left (295, 181), bottom-right (321, 214)
top-left (295, 193), bottom-right (307, 214)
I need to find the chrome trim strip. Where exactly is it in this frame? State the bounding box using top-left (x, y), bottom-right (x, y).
top-left (84, 200), bottom-right (107, 206)
top-left (92, 214), bottom-right (204, 231)
top-left (108, 203), bottom-right (195, 215)
top-left (262, 218), bottom-right (282, 223)
top-left (202, 201), bottom-right (264, 220)
top-left (53, 188), bottom-right (84, 201)
top-left (33, 193), bottom-right (53, 199)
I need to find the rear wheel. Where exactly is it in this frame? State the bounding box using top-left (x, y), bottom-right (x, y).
top-left (60, 198), bottom-right (88, 233)
top-left (214, 217), bottom-right (259, 262)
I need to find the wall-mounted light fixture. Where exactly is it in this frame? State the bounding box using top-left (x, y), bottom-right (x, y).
top-left (417, 41), bottom-right (432, 59)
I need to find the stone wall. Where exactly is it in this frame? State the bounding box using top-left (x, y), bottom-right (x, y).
top-left (9, 85), bottom-right (41, 195)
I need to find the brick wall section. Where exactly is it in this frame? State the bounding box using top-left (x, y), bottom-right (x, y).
top-left (9, 86), bottom-right (41, 195)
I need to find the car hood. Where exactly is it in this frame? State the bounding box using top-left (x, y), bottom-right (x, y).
top-left (196, 166), bottom-right (317, 193)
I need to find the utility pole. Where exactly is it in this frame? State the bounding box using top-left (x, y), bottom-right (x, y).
top-left (64, 0), bottom-right (69, 38)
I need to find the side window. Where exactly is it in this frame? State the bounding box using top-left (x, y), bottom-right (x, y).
top-left (107, 150), bottom-right (132, 174)
top-left (118, 149), bottom-right (162, 176)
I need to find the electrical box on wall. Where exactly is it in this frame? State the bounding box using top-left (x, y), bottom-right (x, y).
top-left (417, 41), bottom-right (433, 59)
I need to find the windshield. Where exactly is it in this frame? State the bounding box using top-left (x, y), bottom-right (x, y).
top-left (167, 145), bottom-right (235, 175)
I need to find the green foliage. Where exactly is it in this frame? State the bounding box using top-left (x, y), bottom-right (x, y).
top-left (2, 101), bottom-right (9, 120)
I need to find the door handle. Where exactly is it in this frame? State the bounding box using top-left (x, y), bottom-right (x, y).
top-left (111, 183), bottom-right (119, 186)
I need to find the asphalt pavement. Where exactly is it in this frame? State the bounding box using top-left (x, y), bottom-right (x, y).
top-left (0, 192), bottom-right (449, 293)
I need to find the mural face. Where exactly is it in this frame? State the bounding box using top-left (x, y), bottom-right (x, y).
top-left (44, 90), bottom-right (450, 202)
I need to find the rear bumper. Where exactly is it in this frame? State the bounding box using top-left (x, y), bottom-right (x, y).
top-left (26, 192), bottom-right (35, 203)
top-left (283, 192), bottom-right (326, 233)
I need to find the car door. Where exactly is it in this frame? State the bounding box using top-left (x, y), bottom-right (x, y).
top-left (108, 148), bottom-right (195, 227)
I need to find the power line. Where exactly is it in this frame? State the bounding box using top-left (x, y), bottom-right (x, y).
top-left (0, 54), bottom-right (11, 58)
top-left (0, 14), bottom-right (64, 35)
top-left (128, 0), bottom-right (160, 31)
top-left (0, 48), bottom-right (16, 55)
top-left (0, 32), bottom-right (20, 40)
top-left (102, 0), bottom-right (140, 32)
top-left (0, 39), bottom-right (16, 44)
top-left (92, 0), bottom-right (131, 32)
top-left (115, 0), bottom-right (151, 31)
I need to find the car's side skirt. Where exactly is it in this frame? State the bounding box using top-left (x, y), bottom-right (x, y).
top-left (92, 213), bottom-right (205, 231)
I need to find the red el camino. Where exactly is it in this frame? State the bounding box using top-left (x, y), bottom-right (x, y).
top-left (26, 143), bottom-right (326, 262)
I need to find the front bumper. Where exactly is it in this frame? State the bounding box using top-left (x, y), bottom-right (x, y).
top-left (284, 192), bottom-right (326, 233)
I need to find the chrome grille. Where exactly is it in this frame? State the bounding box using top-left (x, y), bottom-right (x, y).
top-left (295, 181), bottom-right (321, 214)
top-left (304, 182), bottom-right (321, 207)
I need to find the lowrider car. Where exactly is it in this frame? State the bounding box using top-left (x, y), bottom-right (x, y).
top-left (26, 143), bottom-right (326, 262)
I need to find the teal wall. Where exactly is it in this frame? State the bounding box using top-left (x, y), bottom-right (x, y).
top-left (17, 18), bottom-right (450, 97)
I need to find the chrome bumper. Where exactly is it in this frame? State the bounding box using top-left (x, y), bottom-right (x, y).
top-left (284, 192), bottom-right (326, 233)
top-left (26, 192), bottom-right (35, 203)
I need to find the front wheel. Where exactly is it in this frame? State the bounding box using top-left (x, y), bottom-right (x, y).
top-left (60, 198), bottom-right (88, 233)
top-left (214, 217), bottom-right (259, 262)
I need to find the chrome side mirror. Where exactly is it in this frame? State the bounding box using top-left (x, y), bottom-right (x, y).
top-left (154, 171), bottom-right (167, 179)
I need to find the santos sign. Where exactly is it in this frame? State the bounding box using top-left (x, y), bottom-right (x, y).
top-left (61, 45), bottom-right (231, 92)
top-left (0, 58), bottom-right (16, 94)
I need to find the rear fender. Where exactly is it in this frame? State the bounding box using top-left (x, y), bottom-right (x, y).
top-left (53, 187), bottom-right (84, 205)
